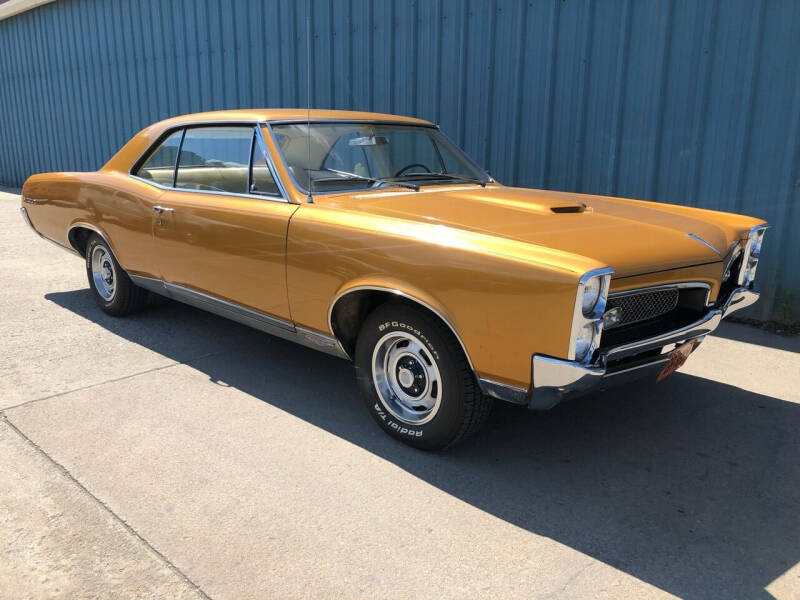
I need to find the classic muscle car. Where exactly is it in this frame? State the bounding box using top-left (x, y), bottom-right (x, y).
top-left (21, 109), bottom-right (767, 449)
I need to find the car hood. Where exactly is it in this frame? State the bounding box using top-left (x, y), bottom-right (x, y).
top-left (321, 184), bottom-right (742, 278)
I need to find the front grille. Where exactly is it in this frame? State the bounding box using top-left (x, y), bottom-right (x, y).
top-left (605, 288), bottom-right (679, 329)
top-left (600, 284), bottom-right (709, 351)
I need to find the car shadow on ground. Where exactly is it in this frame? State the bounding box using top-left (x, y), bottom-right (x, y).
top-left (46, 289), bottom-right (800, 599)
top-left (714, 320), bottom-right (800, 353)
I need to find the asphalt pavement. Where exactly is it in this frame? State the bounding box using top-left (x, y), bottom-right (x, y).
top-left (1, 187), bottom-right (798, 599)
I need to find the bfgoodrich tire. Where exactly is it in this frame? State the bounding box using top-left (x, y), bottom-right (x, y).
top-left (355, 301), bottom-right (492, 450)
top-left (84, 233), bottom-right (148, 316)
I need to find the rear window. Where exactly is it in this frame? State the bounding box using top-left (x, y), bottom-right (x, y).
top-left (136, 130), bottom-right (183, 186)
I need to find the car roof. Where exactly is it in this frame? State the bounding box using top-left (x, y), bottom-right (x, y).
top-left (101, 109), bottom-right (436, 175)
top-left (152, 108), bottom-right (435, 128)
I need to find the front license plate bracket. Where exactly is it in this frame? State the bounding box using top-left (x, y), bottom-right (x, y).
top-left (656, 339), bottom-right (701, 382)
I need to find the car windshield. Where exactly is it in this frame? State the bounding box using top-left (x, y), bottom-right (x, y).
top-left (270, 123), bottom-right (489, 193)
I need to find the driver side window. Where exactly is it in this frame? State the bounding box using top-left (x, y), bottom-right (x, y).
top-left (175, 127), bottom-right (252, 194)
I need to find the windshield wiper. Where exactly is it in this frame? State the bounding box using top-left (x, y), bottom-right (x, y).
top-left (396, 172), bottom-right (488, 187)
top-left (313, 168), bottom-right (419, 191)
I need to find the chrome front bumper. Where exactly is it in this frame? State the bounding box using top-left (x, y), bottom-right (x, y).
top-left (527, 286), bottom-right (759, 409)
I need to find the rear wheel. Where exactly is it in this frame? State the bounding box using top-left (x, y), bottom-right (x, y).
top-left (355, 301), bottom-right (492, 450)
top-left (85, 233), bottom-right (148, 316)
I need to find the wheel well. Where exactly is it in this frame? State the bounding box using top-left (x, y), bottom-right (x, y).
top-left (329, 289), bottom-right (472, 369)
top-left (330, 290), bottom-right (397, 358)
top-left (67, 226), bottom-right (94, 256)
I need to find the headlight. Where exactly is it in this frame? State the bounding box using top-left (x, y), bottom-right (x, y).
top-left (574, 322), bottom-right (596, 361)
top-left (738, 226), bottom-right (767, 287)
top-left (569, 268), bottom-right (613, 362)
top-left (581, 277), bottom-right (602, 315)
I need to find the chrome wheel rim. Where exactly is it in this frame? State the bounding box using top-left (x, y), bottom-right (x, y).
top-left (371, 331), bottom-right (442, 425)
top-left (90, 245), bottom-right (116, 301)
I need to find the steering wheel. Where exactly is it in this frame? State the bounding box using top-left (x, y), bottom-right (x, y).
top-left (394, 163), bottom-right (432, 177)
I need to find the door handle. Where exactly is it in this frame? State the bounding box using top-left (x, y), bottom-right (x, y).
top-left (153, 205), bottom-right (174, 213)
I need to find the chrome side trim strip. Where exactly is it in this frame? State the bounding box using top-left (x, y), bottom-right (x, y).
top-left (480, 378), bottom-right (528, 405)
top-left (128, 274), bottom-right (165, 294)
top-left (129, 276), bottom-right (349, 360)
top-left (295, 326), bottom-right (349, 358)
top-left (162, 282), bottom-right (295, 333)
top-left (327, 285), bottom-right (476, 370)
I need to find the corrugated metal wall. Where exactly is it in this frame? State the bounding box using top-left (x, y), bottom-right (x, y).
top-left (1, 0), bottom-right (798, 322)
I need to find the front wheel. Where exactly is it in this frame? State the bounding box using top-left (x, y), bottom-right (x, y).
top-left (355, 301), bottom-right (492, 450)
top-left (85, 233), bottom-right (148, 316)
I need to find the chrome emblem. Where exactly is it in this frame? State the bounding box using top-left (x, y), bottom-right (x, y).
top-left (686, 233), bottom-right (720, 255)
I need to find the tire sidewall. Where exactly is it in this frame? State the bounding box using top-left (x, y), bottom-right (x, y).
top-left (355, 305), bottom-right (469, 449)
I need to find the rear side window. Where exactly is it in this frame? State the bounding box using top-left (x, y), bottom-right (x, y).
top-left (175, 127), bottom-right (252, 195)
top-left (136, 130), bottom-right (183, 186)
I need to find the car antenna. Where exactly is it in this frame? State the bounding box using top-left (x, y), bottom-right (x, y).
top-left (305, 7), bottom-right (313, 204)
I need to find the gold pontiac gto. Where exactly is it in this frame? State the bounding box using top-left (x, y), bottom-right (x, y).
top-left (21, 109), bottom-right (767, 449)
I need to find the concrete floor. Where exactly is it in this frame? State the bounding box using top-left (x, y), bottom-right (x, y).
top-left (2, 187), bottom-right (799, 599)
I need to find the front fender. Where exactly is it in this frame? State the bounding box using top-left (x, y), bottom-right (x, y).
top-left (287, 205), bottom-right (601, 390)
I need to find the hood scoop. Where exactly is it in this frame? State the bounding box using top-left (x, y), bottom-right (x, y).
top-left (550, 203), bottom-right (587, 214)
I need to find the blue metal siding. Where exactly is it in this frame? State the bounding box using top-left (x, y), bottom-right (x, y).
top-left (1, 0), bottom-right (798, 322)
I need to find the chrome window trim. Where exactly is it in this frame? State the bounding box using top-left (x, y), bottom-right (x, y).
top-left (172, 128), bottom-right (186, 187)
top-left (254, 122), bottom-right (291, 199)
top-left (327, 285), bottom-right (475, 371)
top-left (567, 267), bottom-right (614, 362)
top-left (127, 121), bottom-right (291, 204)
top-left (266, 118), bottom-right (438, 128)
top-left (128, 176), bottom-right (291, 204)
top-left (433, 127), bottom-right (495, 183)
top-left (265, 120), bottom-right (491, 197)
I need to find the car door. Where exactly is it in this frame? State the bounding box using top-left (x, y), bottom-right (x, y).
top-left (153, 124), bottom-right (299, 322)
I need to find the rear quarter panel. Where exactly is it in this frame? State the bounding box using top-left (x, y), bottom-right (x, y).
top-left (22, 171), bottom-right (163, 277)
